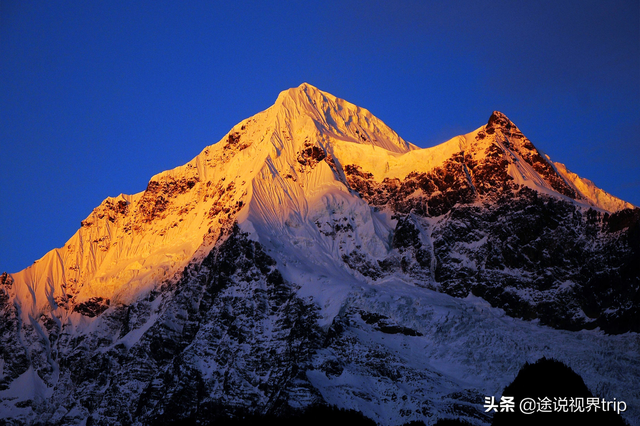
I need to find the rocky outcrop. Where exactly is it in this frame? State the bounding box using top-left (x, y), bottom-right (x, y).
top-left (344, 162), bottom-right (640, 333)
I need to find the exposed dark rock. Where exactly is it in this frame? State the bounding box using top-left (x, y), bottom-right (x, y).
top-left (297, 142), bottom-right (327, 169)
top-left (342, 251), bottom-right (382, 280)
top-left (73, 297), bottom-right (110, 317)
top-left (137, 176), bottom-right (200, 224)
top-left (360, 311), bottom-right (423, 336)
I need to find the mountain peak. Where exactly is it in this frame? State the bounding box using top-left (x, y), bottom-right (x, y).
top-left (275, 82), bottom-right (328, 104)
top-left (486, 110), bottom-right (517, 132)
top-left (271, 84), bottom-right (416, 154)
top-left (295, 81), bottom-right (322, 94)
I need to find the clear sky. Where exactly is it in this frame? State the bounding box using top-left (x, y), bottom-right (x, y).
top-left (1, 0), bottom-right (639, 273)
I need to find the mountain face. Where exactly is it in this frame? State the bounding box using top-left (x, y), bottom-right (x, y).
top-left (1, 83), bottom-right (638, 425)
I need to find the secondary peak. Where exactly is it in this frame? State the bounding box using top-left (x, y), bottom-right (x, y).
top-left (486, 111), bottom-right (517, 131)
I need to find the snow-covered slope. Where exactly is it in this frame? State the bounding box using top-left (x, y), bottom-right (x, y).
top-left (553, 161), bottom-right (635, 212)
top-left (6, 83), bottom-right (416, 321)
top-left (1, 84), bottom-right (638, 426)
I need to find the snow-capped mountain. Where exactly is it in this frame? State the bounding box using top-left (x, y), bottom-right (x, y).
top-left (1, 83), bottom-right (638, 425)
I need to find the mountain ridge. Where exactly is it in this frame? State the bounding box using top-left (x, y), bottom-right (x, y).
top-left (1, 84), bottom-right (638, 425)
top-left (5, 82), bottom-right (636, 344)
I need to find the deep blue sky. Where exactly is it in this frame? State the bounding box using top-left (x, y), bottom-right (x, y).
top-left (2, 1), bottom-right (639, 273)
